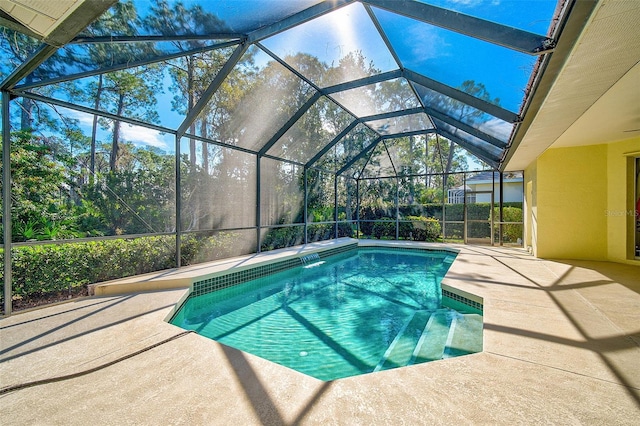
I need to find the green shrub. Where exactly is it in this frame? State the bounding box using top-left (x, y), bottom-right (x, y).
top-left (337, 222), bottom-right (355, 238)
top-left (371, 218), bottom-right (396, 239)
top-left (260, 222), bottom-right (354, 250)
top-left (180, 232), bottom-right (238, 265)
top-left (260, 226), bottom-right (305, 251)
top-left (0, 233), bottom-right (239, 305)
top-left (307, 223), bottom-right (332, 242)
top-left (308, 207), bottom-right (333, 222)
top-left (400, 216), bottom-right (441, 241)
top-left (492, 207), bottom-right (523, 243)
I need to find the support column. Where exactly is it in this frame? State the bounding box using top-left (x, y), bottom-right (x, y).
top-left (395, 177), bottom-right (399, 240)
top-left (463, 173), bottom-right (467, 244)
top-left (334, 174), bottom-right (338, 239)
top-left (441, 172), bottom-right (446, 242)
top-left (499, 171), bottom-right (504, 246)
top-left (304, 167), bottom-right (308, 244)
top-left (256, 155), bottom-right (261, 253)
top-left (356, 179), bottom-right (360, 239)
top-left (2, 91), bottom-right (12, 315)
top-left (175, 134), bottom-right (181, 268)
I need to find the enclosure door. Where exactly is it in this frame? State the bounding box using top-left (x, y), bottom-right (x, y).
top-left (465, 191), bottom-right (494, 245)
top-left (633, 157), bottom-right (640, 259)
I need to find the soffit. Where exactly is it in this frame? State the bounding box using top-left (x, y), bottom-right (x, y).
top-left (505, 0), bottom-right (640, 171)
top-left (0, 0), bottom-right (85, 38)
top-left (552, 61), bottom-right (639, 147)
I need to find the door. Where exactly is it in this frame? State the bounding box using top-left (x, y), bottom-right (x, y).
top-left (465, 190), bottom-right (494, 245)
top-left (633, 157), bottom-right (640, 259)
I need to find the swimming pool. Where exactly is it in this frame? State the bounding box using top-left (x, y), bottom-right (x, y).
top-left (171, 247), bottom-right (483, 381)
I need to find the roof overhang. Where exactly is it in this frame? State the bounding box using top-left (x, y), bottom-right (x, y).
top-left (0, 0), bottom-right (117, 46)
top-left (504, 0), bottom-right (640, 171)
top-left (0, 0), bottom-right (117, 90)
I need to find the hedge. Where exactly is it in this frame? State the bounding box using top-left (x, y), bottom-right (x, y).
top-left (401, 216), bottom-right (441, 241)
top-left (493, 206), bottom-right (524, 243)
top-left (0, 206), bottom-right (522, 307)
top-left (360, 203), bottom-right (523, 241)
top-left (361, 202), bottom-right (523, 222)
top-left (365, 216), bottom-right (441, 241)
top-left (0, 233), bottom-right (239, 304)
top-left (259, 222), bottom-right (355, 251)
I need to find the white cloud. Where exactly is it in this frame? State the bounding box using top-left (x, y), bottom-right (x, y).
top-left (67, 109), bottom-right (95, 127)
top-left (407, 25), bottom-right (451, 62)
top-left (120, 124), bottom-right (170, 150)
top-left (446, 0), bottom-right (500, 7)
top-left (66, 109), bottom-right (171, 151)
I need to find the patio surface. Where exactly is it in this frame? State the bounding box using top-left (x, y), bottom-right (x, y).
top-left (1, 240), bottom-right (639, 425)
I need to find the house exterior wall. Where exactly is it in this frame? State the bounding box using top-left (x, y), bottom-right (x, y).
top-left (606, 138), bottom-right (640, 263)
top-left (523, 136), bottom-right (640, 264)
top-left (524, 160), bottom-right (537, 255)
top-left (469, 182), bottom-right (523, 203)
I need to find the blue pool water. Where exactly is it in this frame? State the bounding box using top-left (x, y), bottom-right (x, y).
top-left (171, 248), bottom-right (482, 381)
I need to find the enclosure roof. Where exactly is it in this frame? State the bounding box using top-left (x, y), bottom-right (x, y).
top-left (1, 0), bottom-right (596, 172)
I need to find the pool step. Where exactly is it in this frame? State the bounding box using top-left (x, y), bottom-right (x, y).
top-left (410, 309), bottom-right (454, 364)
top-left (374, 310), bottom-right (434, 372)
top-left (443, 313), bottom-right (483, 358)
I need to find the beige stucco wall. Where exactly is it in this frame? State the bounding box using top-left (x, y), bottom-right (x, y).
top-left (606, 138), bottom-right (640, 263)
top-left (523, 160), bottom-right (537, 255)
top-left (523, 137), bottom-right (640, 263)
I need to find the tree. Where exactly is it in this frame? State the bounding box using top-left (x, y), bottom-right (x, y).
top-left (143, 0), bottom-right (230, 167)
top-left (1, 131), bottom-right (80, 241)
top-left (97, 68), bottom-right (162, 172)
top-left (84, 142), bottom-right (175, 235)
top-left (70, 0), bottom-right (140, 177)
top-left (142, 0), bottom-right (245, 231)
top-left (0, 29), bottom-right (70, 131)
top-left (423, 80), bottom-right (497, 185)
top-left (323, 52), bottom-right (381, 222)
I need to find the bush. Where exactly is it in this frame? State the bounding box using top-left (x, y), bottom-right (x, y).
top-left (260, 226), bottom-right (305, 251)
top-left (260, 222), bottom-right (354, 250)
top-left (371, 218), bottom-right (396, 239)
top-left (0, 233), bottom-right (239, 306)
top-left (492, 207), bottom-right (523, 243)
top-left (180, 232), bottom-right (239, 265)
top-left (307, 223), bottom-right (332, 242)
top-left (400, 216), bottom-right (441, 241)
top-left (337, 222), bottom-right (355, 238)
top-left (364, 215), bottom-right (442, 241)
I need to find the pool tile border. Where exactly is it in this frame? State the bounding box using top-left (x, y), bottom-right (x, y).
top-left (192, 243), bottom-right (359, 297)
top-left (191, 242), bottom-right (482, 312)
top-left (192, 257), bottom-right (299, 297)
top-left (443, 289), bottom-right (484, 312)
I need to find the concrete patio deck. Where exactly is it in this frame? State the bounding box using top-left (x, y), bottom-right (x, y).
top-left (1, 241), bottom-right (639, 425)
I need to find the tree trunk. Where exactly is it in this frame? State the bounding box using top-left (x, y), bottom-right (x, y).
top-left (20, 75), bottom-right (34, 130)
top-left (201, 118), bottom-right (208, 174)
top-left (90, 74), bottom-right (104, 182)
top-left (345, 178), bottom-right (352, 223)
top-left (408, 135), bottom-right (414, 204)
top-left (187, 56), bottom-right (196, 167)
top-left (443, 140), bottom-right (455, 191)
top-left (425, 137), bottom-right (430, 189)
top-left (109, 93), bottom-right (125, 172)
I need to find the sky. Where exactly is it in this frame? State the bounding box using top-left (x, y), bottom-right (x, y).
top-left (5, 0), bottom-right (559, 167)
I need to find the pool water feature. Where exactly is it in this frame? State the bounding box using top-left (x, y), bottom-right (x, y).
top-left (170, 248), bottom-right (482, 381)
